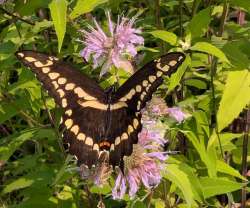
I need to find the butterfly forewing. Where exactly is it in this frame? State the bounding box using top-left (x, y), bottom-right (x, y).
top-left (113, 52), bottom-right (185, 112)
top-left (16, 51), bottom-right (108, 167)
top-left (16, 50), bottom-right (185, 169)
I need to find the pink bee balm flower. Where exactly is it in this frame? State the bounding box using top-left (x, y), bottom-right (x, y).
top-left (167, 107), bottom-right (188, 123)
top-left (112, 128), bottom-right (168, 199)
top-left (80, 12), bottom-right (144, 77)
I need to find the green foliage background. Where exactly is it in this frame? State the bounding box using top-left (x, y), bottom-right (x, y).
top-left (0, 0), bottom-right (250, 207)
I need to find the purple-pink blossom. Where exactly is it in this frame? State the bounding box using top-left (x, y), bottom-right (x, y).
top-left (112, 128), bottom-right (168, 199)
top-left (80, 12), bottom-right (144, 77)
top-left (167, 107), bottom-right (188, 123)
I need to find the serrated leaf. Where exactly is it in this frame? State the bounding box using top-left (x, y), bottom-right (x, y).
top-left (149, 30), bottom-right (178, 46)
top-left (200, 177), bottom-right (244, 199)
top-left (49, 0), bottom-right (67, 52)
top-left (70, 0), bottom-right (107, 19)
top-left (191, 42), bottom-right (229, 63)
top-left (187, 7), bottom-right (211, 38)
top-left (217, 70), bottom-right (250, 131)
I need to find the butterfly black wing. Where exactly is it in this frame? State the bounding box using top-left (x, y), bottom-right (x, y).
top-left (16, 51), bottom-right (108, 167)
top-left (113, 52), bottom-right (185, 112)
top-left (109, 52), bottom-right (185, 166)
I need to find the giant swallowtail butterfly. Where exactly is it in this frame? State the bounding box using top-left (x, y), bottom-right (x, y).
top-left (16, 51), bottom-right (185, 168)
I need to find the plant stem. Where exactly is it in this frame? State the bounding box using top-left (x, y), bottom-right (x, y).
top-left (41, 93), bottom-right (65, 158)
top-left (179, 0), bottom-right (183, 38)
top-left (0, 7), bottom-right (34, 25)
top-left (241, 108), bottom-right (250, 208)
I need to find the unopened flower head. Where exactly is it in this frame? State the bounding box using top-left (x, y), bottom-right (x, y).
top-left (80, 12), bottom-right (144, 77)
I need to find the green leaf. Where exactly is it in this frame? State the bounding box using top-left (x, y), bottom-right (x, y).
top-left (168, 55), bottom-right (190, 91)
top-left (187, 7), bottom-right (211, 38)
top-left (229, 0), bottom-right (250, 13)
top-left (200, 177), bottom-right (244, 199)
top-left (70, 0), bottom-right (107, 19)
top-left (0, 128), bottom-right (55, 162)
top-left (190, 42), bottom-right (229, 63)
top-left (15, 0), bottom-right (51, 16)
top-left (49, 0), bottom-right (67, 52)
top-left (0, 98), bottom-right (30, 124)
top-left (164, 163), bottom-right (201, 207)
top-left (217, 70), bottom-right (250, 131)
top-left (1, 178), bottom-right (34, 195)
top-left (149, 30), bottom-right (178, 46)
top-left (216, 160), bottom-right (246, 181)
top-left (222, 43), bottom-right (249, 69)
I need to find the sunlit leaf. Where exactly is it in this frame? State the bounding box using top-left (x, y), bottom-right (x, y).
top-left (217, 70), bottom-right (250, 131)
top-left (187, 7), bottom-right (211, 38)
top-left (191, 42), bottom-right (230, 63)
top-left (168, 55), bottom-right (190, 91)
top-left (49, 0), bottom-right (67, 52)
top-left (149, 30), bottom-right (178, 46)
top-left (70, 0), bottom-right (107, 19)
top-left (200, 177), bottom-right (244, 198)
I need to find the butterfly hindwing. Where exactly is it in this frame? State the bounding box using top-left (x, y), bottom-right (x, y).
top-left (16, 51), bottom-right (108, 167)
top-left (16, 51), bottom-right (185, 169)
top-left (113, 52), bottom-right (185, 112)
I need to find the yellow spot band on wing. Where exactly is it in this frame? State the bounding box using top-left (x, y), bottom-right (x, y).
top-left (78, 100), bottom-right (127, 110)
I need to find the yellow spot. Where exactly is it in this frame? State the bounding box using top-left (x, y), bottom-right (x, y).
top-left (137, 101), bottom-right (141, 110)
top-left (149, 75), bottom-right (156, 83)
top-left (65, 83), bottom-right (75, 90)
top-left (156, 71), bottom-right (163, 77)
top-left (142, 80), bottom-right (148, 87)
top-left (146, 84), bottom-right (151, 92)
top-left (52, 81), bottom-right (59, 89)
top-left (74, 87), bottom-right (96, 100)
top-left (140, 93), bottom-right (145, 101)
top-left (133, 118), bottom-right (139, 129)
top-left (78, 100), bottom-right (108, 110)
top-left (18, 53), bottom-right (24, 57)
top-left (48, 72), bottom-right (60, 80)
top-left (42, 67), bottom-right (50, 73)
top-left (65, 119), bottom-right (73, 129)
top-left (110, 102), bottom-right (128, 110)
top-left (136, 85), bottom-right (142, 92)
top-left (169, 60), bottom-right (177, 66)
top-left (71, 125), bottom-right (79, 135)
top-left (65, 109), bottom-right (72, 116)
top-left (57, 89), bottom-right (65, 98)
top-left (110, 144), bottom-right (115, 151)
top-left (93, 144), bottom-right (99, 151)
top-left (77, 133), bottom-right (85, 141)
top-left (25, 57), bottom-right (36, 62)
top-left (178, 56), bottom-right (183, 61)
top-left (121, 133), bottom-right (128, 141)
top-left (128, 125), bottom-right (134, 135)
top-left (34, 60), bottom-right (53, 67)
top-left (119, 97), bottom-right (127, 102)
top-left (157, 63), bottom-right (170, 72)
top-left (115, 137), bottom-right (121, 146)
top-left (62, 98), bottom-right (67, 107)
top-left (58, 77), bottom-right (67, 85)
top-left (85, 137), bottom-right (93, 146)
top-left (126, 89), bottom-right (136, 100)
top-left (49, 56), bottom-right (58, 61)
